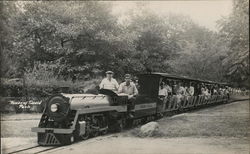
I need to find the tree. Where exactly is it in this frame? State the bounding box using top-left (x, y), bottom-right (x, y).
top-left (0, 1), bottom-right (22, 77)
top-left (218, 0), bottom-right (249, 87)
top-left (9, 1), bottom-right (122, 79)
top-left (171, 24), bottom-right (228, 82)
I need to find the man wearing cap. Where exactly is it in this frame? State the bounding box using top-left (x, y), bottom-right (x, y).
top-left (99, 71), bottom-right (119, 92)
top-left (118, 74), bottom-right (138, 99)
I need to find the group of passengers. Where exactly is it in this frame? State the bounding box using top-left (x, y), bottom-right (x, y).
top-left (229, 87), bottom-right (249, 96)
top-left (158, 81), bottom-right (195, 106)
top-left (158, 81), bottom-right (195, 97)
top-left (158, 80), bottom-right (232, 106)
top-left (99, 71), bottom-right (138, 99)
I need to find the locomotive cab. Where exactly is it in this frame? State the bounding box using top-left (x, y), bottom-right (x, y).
top-left (132, 74), bottom-right (161, 118)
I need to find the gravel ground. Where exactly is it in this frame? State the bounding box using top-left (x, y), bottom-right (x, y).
top-left (1, 114), bottom-right (41, 138)
top-left (1, 113), bottom-right (41, 121)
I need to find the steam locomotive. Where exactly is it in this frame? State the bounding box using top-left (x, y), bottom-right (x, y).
top-left (32, 73), bottom-right (229, 145)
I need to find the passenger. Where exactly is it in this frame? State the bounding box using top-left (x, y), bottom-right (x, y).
top-left (202, 86), bottom-right (211, 100)
top-left (172, 81), bottom-right (177, 95)
top-left (196, 84), bottom-right (202, 96)
top-left (118, 74), bottom-right (138, 99)
top-left (218, 87), bottom-right (224, 95)
top-left (99, 71), bottom-right (119, 92)
top-left (201, 85), bottom-right (206, 95)
top-left (224, 86), bottom-right (230, 99)
top-left (213, 86), bottom-right (218, 95)
top-left (175, 82), bottom-right (185, 106)
top-left (165, 83), bottom-right (172, 96)
top-left (206, 87), bottom-right (211, 96)
top-left (158, 82), bottom-right (168, 98)
top-left (134, 76), bottom-right (140, 90)
top-left (118, 74), bottom-right (138, 118)
top-left (202, 86), bottom-right (210, 96)
top-left (186, 82), bottom-right (194, 96)
top-left (183, 82), bottom-right (188, 96)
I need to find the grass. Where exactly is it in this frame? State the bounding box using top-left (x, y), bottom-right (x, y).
top-left (123, 100), bottom-right (250, 138)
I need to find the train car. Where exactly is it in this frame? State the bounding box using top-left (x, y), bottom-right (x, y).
top-left (32, 72), bottom-right (229, 146)
top-left (142, 73), bottom-right (229, 113)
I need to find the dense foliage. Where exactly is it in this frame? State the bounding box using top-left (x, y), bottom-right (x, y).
top-left (218, 0), bottom-right (249, 87)
top-left (0, 1), bottom-right (249, 89)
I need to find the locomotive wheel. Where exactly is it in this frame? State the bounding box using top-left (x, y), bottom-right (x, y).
top-left (101, 128), bottom-right (108, 135)
top-left (80, 132), bottom-right (90, 140)
top-left (108, 119), bottom-right (124, 132)
top-left (125, 119), bottom-right (133, 128)
top-left (91, 130), bottom-right (99, 137)
top-left (60, 134), bottom-right (74, 145)
top-left (117, 120), bottom-right (123, 132)
top-left (74, 120), bottom-right (90, 140)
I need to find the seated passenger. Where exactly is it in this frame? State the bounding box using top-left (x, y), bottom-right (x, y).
top-left (202, 86), bottom-right (211, 99)
top-left (218, 87), bottom-right (224, 95)
top-left (206, 87), bottom-right (211, 96)
top-left (186, 83), bottom-right (194, 96)
top-left (159, 82), bottom-right (168, 98)
top-left (118, 74), bottom-right (138, 99)
top-left (213, 88), bottom-right (218, 95)
top-left (165, 83), bottom-right (172, 96)
top-left (201, 86), bottom-right (206, 95)
top-left (174, 82), bottom-right (185, 106)
top-left (133, 76), bottom-right (140, 90)
top-left (176, 82), bottom-right (185, 95)
top-left (201, 86), bottom-right (208, 95)
top-left (172, 81), bottom-right (177, 95)
top-left (196, 84), bottom-right (202, 96)
top-left (99, 71), bottom-right (119, 92)
top-left (224, 86), bottom-right (230, 99)
top-left (183, 82), bottom-right (188, 96)
top-left (118, 74), bottom-right (138, 118)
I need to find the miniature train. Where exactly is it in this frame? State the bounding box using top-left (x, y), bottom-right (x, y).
top-left (32, 73), bottom-right (230, 145)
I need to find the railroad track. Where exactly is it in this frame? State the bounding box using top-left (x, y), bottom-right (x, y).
top-left (6, 145), bottom-right (60, 154)
top-left (5, 133), bottom-right (119, 154)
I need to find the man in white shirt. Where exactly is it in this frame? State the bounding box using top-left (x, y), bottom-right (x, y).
top-left (99, 71), bottom-right (119, 92)
top-left (118, 74), bottom-right (138, 99)
top-left (186, 83), bottom-right (194, 96)
top-left (158, 82), bottom-right (169, 113)
top-left (174, 82), bottom-right (185, 107)
top-left (118, 74), bottom-right (138, 118)
top-left (159, 82), bottom-right (168, 97)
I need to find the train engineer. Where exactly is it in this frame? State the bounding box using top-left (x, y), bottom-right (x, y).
top-left (118, 74), bottom-right (138, 98)
top-left (99, 71), bottom-right (119, 92)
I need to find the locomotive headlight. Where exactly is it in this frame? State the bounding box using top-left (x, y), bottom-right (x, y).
top-left (51, 104), bottom-right (59, 112)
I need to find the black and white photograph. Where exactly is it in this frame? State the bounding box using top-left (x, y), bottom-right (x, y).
top-left (0, 0), bottom-right (249, 154)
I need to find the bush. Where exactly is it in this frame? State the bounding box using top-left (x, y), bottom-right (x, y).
top-left (1, 62), bottom-right (103, 99)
